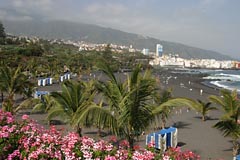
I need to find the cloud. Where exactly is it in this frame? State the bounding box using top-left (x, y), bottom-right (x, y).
top-left (0, 0), bottom-right (56, 21)
top-left (12, 0), bottom-right (53, 11)
top-left (201, 0), bottom-right (226, 6)
top-left (0, 8), bottom-right (33, 21)
top-left (85, 3), bottom-right (126, 16)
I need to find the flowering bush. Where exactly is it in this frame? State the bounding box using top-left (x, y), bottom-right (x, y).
top-left (0, 110), bottom-right (200, 159)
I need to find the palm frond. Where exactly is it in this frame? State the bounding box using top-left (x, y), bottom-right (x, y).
top-left (153, 98), bottom-right (195, 115)
top-left (15, 98), bottom-right (41, 112)
top-left (214, 120), bottom-right (240, 139)
top-left (75, 103), bottom-right (119, 135)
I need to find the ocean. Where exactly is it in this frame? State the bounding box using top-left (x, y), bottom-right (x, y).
top-left (172, 68), bottom-right (240, 93)
top-left (202, 69), bottom-right (240, 93)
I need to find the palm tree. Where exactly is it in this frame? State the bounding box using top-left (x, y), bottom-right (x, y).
top-left (79, 62), bottom-right (204, 149)
top-left (195, 100), bottom-right (217, 121)
top-left (154, 89), bottom-right (173, 128)
top-left (182, 99), bottom-right (217, 121)
top-left (47, 80), bottom-right (96, 136)
top-left (79, 63), bottom-right (158, 149)
top-left (209, 90), bottom-right (240, 159)
top-left (32, 94), bottom-right (55, 113)
top-left (214, 119), bottom-right (240, 159)
top-left (209, 90), bottom-right (240, 122)
top-left (0, 65), bottom-right (34, 113)
top-left (26, 58), bottom-right (38, 76)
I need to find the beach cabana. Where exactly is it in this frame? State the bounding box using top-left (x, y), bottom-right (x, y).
top-left (34, 91), bottom-right (49, 99)
top-left (60, 76), bottom-right (64, 82)
top-left (146, 127), bottom-right (178, 151)
top-left (167, 127), bottom-right (178, 147)
top-left (38, 78), bottom-right (53, 86)
top-left (236, 155), bottom-right (240, 160)
top-left (46, 78), bottom-right (52, 85)
top-left (146, 132), bottom-right (155, 146)
top-left (154, 129), bottom-right (167, 151)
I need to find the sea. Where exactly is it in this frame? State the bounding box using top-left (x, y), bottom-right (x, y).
top-left (172, 68), bottom-right (240, 93)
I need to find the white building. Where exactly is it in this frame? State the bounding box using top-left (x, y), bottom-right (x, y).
top-left (156, 44), bottom-right (163, 57)
top-left (142, 48), bottom-right (149, 55)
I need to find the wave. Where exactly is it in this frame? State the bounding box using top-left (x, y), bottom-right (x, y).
top-left (203, 73), bottom-right (240, 81)
top-left (210, 81), bottom-right (240, 93)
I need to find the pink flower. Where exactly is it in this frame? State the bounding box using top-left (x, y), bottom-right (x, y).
top-left (147, 141), bottom-right (155, 148)
top-left (0, 109), bottom-right (200, 160)
top-left (105, 155), bottom-right (117, 160)
top-left (7, 116), bottom-right (14, 124)
top-left (22, 114), bottom-right (29, 120)
top-left (109, 135), bottom-right (117, 143)
top-left (119, 140), bottom-right (129, 148)
top-left (163, 155), bottom-right (170, 160)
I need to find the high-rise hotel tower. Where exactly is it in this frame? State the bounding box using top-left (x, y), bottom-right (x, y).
top-left (156, 44), bottom-right (163, 57)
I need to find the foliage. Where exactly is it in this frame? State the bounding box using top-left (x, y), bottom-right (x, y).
top-left (210, 90), bottom-right (240, 157)
top-left (0, 21), bottom-right (6, 44)
top-left (18, 44), bottom-right (44, 56)
top-left (0, 109), bottom-right (200, 160)
top-left (0, 65), bottom-right (34, 113)
top-left (209, 90), bottom-right (240, 122)
top-left (47, 80), bottom-right (97, 136)
top-left (81, 63), bottom-right (158, 149)
top-left (194, 100), bottom-right (217, 121)
top-left (153, 89), bottom-right (173, 128)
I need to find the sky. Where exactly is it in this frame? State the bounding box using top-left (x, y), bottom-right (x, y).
top-left (0, 0), bottom-right (239, 59)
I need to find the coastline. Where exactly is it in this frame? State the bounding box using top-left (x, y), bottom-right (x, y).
top-left (154, 69), bottom-right (232, 159)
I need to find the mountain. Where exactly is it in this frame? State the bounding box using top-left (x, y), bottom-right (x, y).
top-left (3, 20), bottom-right (233, 60)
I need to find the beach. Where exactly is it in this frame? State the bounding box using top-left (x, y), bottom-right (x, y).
top-left (17, 69), bottom-right (234, 159)
top-left (157, 70), bottom-right (232, 159)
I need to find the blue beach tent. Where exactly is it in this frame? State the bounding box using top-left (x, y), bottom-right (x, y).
top-left (34, 91), bottom-right (49, 99)
top-left (236, 155), bottom-right (240, 160)
top-left (146, 127), bottom-right (177, 150)
top-left (146, 132), bottom-right (155, 146)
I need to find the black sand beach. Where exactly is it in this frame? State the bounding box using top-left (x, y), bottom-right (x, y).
top-left (155, 70), bottom-right (232, 159)
top-left (17, 69), bottom-right (233, 159)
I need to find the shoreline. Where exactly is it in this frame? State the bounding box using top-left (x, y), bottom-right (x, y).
top-left (155, 69), bottom-right (232, 159)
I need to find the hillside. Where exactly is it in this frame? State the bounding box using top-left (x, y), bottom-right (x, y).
top-left (3, 20), bottom-right (233, 60)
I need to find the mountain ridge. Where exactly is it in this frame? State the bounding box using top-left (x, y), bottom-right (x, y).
top-left (2, 20), bottom-right (233, 60)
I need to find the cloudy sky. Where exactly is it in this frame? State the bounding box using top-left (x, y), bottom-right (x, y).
top-left (0, 0), bottom-right (239, 59)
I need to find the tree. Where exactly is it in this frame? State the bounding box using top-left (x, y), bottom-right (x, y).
top-left (0, 21), bottom-right (6, 39)
top-left (173, 99), bottom-right (217, 121)
top-left (79, 63), bottom-right (158, 149)
top-left (209, 90), bottom-right (240, 122)
top-left (78, 62), bottom-right (198, 149)
top-left (0, 65), bottom-right (34, 113)
top-left (194, 100), bottom-right (217, 121)
top-left (47, 80), bottom-right (96, 136)
top-left (154, 89), bottom-right (173, 128)
top-left (0, 21), bottom-right (6, 44)
top-left (214, 119), bottom-right (240, 159)
top-left (210, 90), bottom-right (240, 159)
top-left (32, 94), bottom-right (55, 113)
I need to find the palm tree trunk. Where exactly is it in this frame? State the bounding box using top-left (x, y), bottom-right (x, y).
top-left (1, 92), bottom-right (3, 102)
top-left (128, 136), bottom-right (134, 150)
top-left (202, 115), bottom-right (205, 121)
top-left (98, 127), bottom-right (101, 137)
top-left (2, 94), bottom-right (14, 113)
top-left (233, 140), bottom-right (239, 159)
top-left (161, 115), bottom-right (166, 129)
top-left (77, 124), bottom-right (82, 137)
